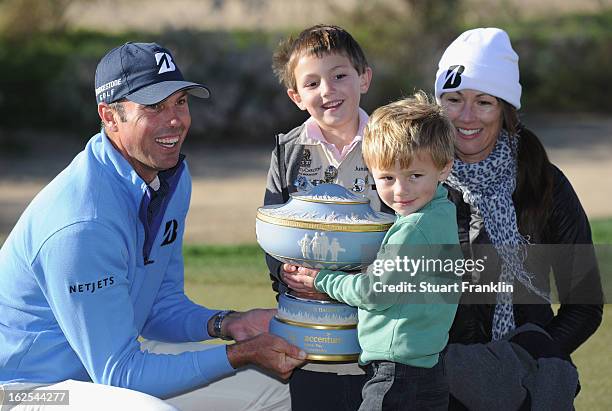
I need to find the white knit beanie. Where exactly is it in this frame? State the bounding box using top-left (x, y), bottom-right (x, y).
top-left (435, 28), bottom-right (522, 109)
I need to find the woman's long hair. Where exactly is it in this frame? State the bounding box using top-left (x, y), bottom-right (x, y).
top-left (501, 102), bottom-right (554, 241)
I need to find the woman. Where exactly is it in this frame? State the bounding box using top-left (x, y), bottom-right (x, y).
top-left (435, 28), bottom-right (603, 410)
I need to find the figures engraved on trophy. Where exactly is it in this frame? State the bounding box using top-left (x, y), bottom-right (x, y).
top-left (298, 233), bottom-right (312, 259)
top-left (319, 233), bottom-right (330, 260)
top-left (310, 233), bottom-right (322, 260)
top-left (298, 232), bottom-right (345, 262)
top-left (329, 238), bottom-right (346, 261)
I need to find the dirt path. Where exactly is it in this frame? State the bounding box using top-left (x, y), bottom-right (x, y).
top-left (1, 114), bottom-right (611, 244)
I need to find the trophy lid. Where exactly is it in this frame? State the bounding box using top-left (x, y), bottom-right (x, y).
top-left (257, 183), bottom-right (395, 228)
top-left (256, 183), bottom-right (394, 271)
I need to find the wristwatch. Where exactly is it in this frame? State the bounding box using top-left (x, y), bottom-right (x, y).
top-left (212, 310), bottom-right (236, 340)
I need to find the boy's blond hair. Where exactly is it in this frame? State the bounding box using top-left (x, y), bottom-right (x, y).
top-left (272, 24), bottom-right (369, 91)
top-left (363, 92), bottom-right (455, 171)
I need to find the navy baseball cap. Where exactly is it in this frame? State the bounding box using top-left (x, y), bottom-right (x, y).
top-left (94, 42), bottom-right (210, 105)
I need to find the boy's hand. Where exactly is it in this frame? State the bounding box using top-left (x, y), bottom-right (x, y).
top-left (281, 264), bottom-right (322, 294)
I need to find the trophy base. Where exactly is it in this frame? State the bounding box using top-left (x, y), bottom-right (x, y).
top-left (269, 316), bottom-right (360, 362)
top-left (278, 292), bottom-right (358, 325)
top-left (289, 290), bottom-right (332, 301)
top-left (305, 353), bottom-right (360, 362)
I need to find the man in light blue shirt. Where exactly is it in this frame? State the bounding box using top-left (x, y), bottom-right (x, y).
top-left (0, 42), bottom-right (304, 410)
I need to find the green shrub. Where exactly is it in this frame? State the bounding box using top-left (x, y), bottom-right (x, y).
top-left (0, 29), bottom-right (304, 144)
top-left (508, 11), bottom-right (612, 111)
top-left (0, 8), bottom-right (610, 144)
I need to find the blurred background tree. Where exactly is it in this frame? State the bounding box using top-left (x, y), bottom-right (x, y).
top-left (0, 0), bottom-right (610, 145)
top-left (0, 0), bottom-right (76, 38)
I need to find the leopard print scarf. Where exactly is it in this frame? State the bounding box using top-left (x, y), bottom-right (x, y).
top-left (446, 129), bottom-right (551, 340)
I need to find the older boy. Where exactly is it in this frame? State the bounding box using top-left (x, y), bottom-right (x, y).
top-left (264, 24), bottom-right (391, 411)
top-left (265, 24), bottom-right (393, 296)
top-left (286, 93), bottom-right (462, 411)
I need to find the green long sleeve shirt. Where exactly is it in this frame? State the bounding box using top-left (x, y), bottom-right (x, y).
top-left (315, 185), bottom-right (462, 367)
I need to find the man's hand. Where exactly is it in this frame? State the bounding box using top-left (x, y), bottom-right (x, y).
top-left (226, 333), bottom-right (307, 379)
top-left (281, 264), bottom-right (326, 298)
top-left (223, 309), bottom-right (276, 342)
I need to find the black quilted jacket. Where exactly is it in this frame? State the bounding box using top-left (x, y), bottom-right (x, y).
top-left (444, 163), bottom-right (603, 355)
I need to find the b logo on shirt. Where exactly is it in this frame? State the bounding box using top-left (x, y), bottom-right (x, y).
top-left (161, 219), bottom-right (178, 246)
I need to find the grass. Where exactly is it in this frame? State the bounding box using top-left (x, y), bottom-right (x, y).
top-left (182, 243), bottom-right (278, 310)
top-left (183, 218), bottom-right (612, 410)
top-left (183, 244), bottom-right (271, 287)
top-left (573, 219), bottom-right (612, 410)
top-left (573, 305), bottom-right (612, 411)
top-left (591, 218), bottom-right (612, 244)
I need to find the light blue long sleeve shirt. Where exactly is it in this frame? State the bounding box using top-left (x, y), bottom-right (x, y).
top-left (0, 131), bottom-right (234, 398)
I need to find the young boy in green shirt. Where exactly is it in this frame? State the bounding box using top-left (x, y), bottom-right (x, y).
top-left (284, 92), bottom-right (462, 411)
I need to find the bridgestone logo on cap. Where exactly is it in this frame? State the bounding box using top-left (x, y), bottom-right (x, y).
top-left (95, 78), bottom-right (122, 96)
top-left (155, 52), bottom-right (176, 74)
top-left (443, 65), bottom-right (465, 89)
